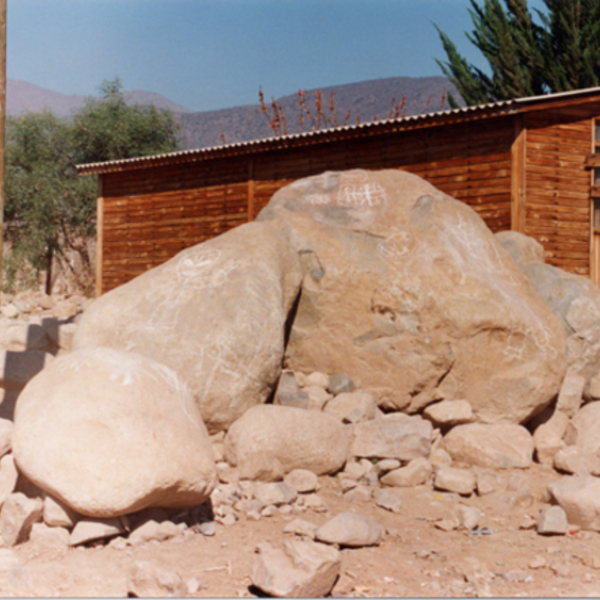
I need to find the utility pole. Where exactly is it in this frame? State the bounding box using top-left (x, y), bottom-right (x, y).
top-left (0, 0), bottom-right (7, 289)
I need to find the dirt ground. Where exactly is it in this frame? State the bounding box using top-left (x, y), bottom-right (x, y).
top-left (0, 462), bottom-right (599, 598)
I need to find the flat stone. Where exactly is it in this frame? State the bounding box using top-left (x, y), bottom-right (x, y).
top-left (374, 490), bottom-right (402, 513)
top-left (315, 512), bottom-right (384, 547)
top-left (423, 400), bottom-right (474, 427)
top-left (380, 457), bottom-right (432, 488)
top-left (283, 518), bottom-right (318, 539)
top-left (537, 505), bottom-right (568, 535)
top-left (556, 372), bottom-right (585, 418)
top-left (28, 522), bottom-right (70, 548)
top-left (351, 413), bottom-right (432, 460)
top-left (434, 466), bottom-right (476, 496)
top-left (303, 494), bottom-right (328, 512)
top-left (0, 493), bottom-right (43, 546)
top-left (250, 539), bottom-right (341, 598)
top-left (284, 469), bottom-right (318, 494)
top-left (70, 517), bottom-right (126, 546)
top-left (373, 459), bottom-right (401, 475)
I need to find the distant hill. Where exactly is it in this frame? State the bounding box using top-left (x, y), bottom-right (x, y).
top-left (177, 76), bottom-right (464, 150)
top-left (5, 75), bottom-right (463, 151)
top-left (6, 79), bottom-right (192, 118)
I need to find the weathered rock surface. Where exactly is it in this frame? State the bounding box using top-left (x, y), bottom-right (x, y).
top-left (495, 230), bottom-right (545, 268)
top-left (284, 469), bottom-right (319, 494)
top-left (258, 169), bottom-right (566, 423)
top-left (548, 475), bottom-right (600, 531)
top-left (533, 410), bottom-right (570, 465)
top-left (350, 413), bottom-right (432, 460)
top-left (73, 221), bottom-right (303, 433)
top-left (443, 423), bottom-right (534, 469)
top-left (254, 482), bottom-right (298, 507)
top-left (556, 372), bottom-right (585, 418)
top-left (515, 253), bottom-right (600, 385)
top-left (250, 539), bottom-right (341, 598)
top-left (553, 445), bottom-right (600, 476)
top-left (315, 511), bottom-right (385, 547)
top-left (224, 405), bottom-right (349, 476)
top-left (13, 347), bottom-right (217, 517)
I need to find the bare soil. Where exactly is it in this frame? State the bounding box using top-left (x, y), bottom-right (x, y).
top-left (1, 462), bottom-right (599, 598)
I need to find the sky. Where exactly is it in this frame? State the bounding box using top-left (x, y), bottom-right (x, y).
top-left (7, 0), bottom-right (548, 113)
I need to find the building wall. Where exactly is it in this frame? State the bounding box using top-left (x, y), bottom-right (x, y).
top-left (524, 110), bottom-right (592, 276)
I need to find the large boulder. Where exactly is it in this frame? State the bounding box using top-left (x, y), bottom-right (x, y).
top-left (13, 347), bottom-right (217, 518)
top-left (224, 404), bottom-right (349, 476)
top-left (73, 222), bottom-right (302, 433)
top-left (497, 231), bottom-right (600, 389)
top-left (258, 169), bottom-right (566, 423)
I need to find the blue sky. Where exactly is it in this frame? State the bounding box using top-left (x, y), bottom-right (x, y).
top-left (8, 0), bottom-right (547, 113)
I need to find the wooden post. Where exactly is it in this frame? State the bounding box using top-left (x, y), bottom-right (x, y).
top-left (96, 175), bottom-right (104, 297)
top-left (0, 1), bottom-right (7, 288)
top-left (247, 155), bottom-right (255, 222)
top-left (511, 114), bottom-right (526, 233)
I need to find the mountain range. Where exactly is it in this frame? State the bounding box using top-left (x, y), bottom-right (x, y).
top-left (6, 76), bottom-right (462, 151)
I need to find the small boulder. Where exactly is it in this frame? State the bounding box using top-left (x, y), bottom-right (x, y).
top-left (350, 413), bottom-right (432, 460)
top-left (315, 512), bottom-right (384, 547)
top-left (274, 371), bottom-right (309, 410)
top-left (434, 466), bottom-right (476, 496)
top-left (443, 423), bottom-right (533, 469)
top-left (284, 470), bottom-right (318, 494)
top-left (571, 402), bottom-right (600, 455)
top-left (43, 494), bottom-right (77, 528)
top-left (250, 539), bottom-right (341, 598)
top-left (537, 506), bottom-right (568, 535)
top-left (457, 505), bottom-right (481, 530)
top-left (303, 386), bottom-right (332, 411)
top-left (380, 457), bottom-right (432, 488)
top-left (224, 405), bottom-right (349, 476)
top-left (127, 520), bottom-right (182, 546)
top-left (548, 475), bottom-right (600, 530)
top-left (13, 347), bottom-right (217, 518)
top-left (423, 400), bottom-right (473, 427)
top-left (29, 522), bottom-right (70, 548)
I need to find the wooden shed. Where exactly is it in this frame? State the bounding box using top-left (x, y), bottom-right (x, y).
top-left (77, 86), bottom-right (600, 295)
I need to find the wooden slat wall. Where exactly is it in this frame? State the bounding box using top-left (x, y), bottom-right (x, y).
top-left (101, 157), bottom-right (248, 291)
top-left (524, 112), bottom-right (592, 275)
top-left (100, 118), bottom-right (515, 292)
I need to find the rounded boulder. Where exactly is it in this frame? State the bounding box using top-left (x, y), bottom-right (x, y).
top-left (13, 347), bottom-right (217, 518)
top-left (224, 404), bottom-right (349, 476)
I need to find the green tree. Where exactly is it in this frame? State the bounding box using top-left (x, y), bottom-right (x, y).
top-left (436, 0), bottom-right (600, 106)
top-left (4, 79), bottom-right (180, 293)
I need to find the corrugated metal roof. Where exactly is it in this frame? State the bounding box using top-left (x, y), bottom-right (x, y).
top-left (76, 86), bottom-right (600, 176)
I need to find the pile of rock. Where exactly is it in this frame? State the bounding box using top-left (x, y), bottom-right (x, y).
top-left (5, 168), bottom-right (600, 597)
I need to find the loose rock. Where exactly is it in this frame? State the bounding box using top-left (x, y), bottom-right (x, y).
top-left (443, 423), bottom-right (534, 469)
top-left (327, 374), bottom-right (354, 395)
top-left (537, 506), bottom-right (568, 535)
top-left (283, 518), bottom-right (318, 539)
top-left (315, 512), bottom-right (385, 547)
top-left (284, 469), bottom-right (318, 494)
top-left (70, 517), bottom-right (126, 546)
top-left (434, 466), bottom-right (476, 496)
top-left (250, 539), bottom-right (341, 598)
top-left (380, 457), bottom-right (432, 488)
top-left (374, 490), bottom-right (402, 513)
top-left (224, 405), bottom-right (349, 476)
top-left (324, 391), bottom-right (376, 423)
top-left (128, 560), bottom-right (187, 598)
top-left (254, 482), bottom-right (298, 507)
top-left (548, 475), bottom-right (600, 530)
top-left (423, 400), bottom-right (473, 427)
top-left (0, 492), bottom-right (43, 546)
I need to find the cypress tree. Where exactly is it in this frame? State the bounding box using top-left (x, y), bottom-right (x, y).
top-left (436, 0), bottom-right (600, 106)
